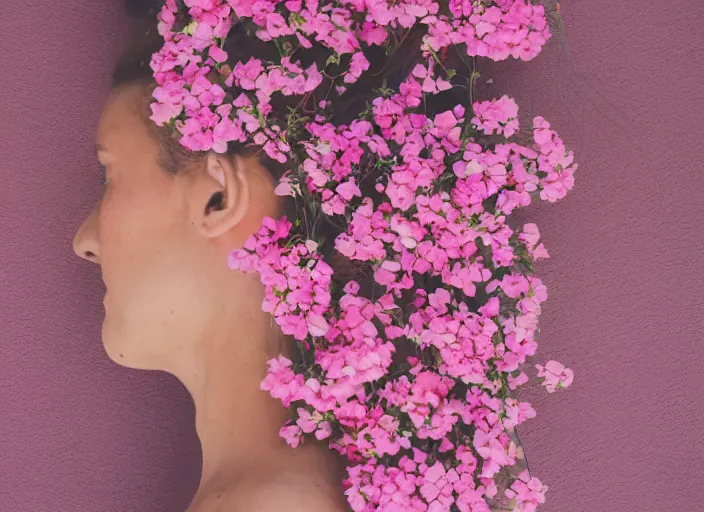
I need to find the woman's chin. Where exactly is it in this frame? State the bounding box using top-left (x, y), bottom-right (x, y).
top-left (101, 321), bottom-right (135, 368)
top-left (101, 323), bottom-right (164, 371)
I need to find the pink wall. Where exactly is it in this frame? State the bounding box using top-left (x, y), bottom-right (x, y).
top-left (1, 1), bottom-right (701, 510)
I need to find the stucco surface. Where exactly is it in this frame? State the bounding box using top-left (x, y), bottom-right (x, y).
top-left (0, 1), bottom-right (701, 510)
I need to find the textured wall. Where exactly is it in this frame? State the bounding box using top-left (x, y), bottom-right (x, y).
top-left (0, 1), bottom-right (701, 511)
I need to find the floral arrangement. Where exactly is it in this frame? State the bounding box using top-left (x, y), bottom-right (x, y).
top-left (149, 0), bottom-right (576, 510)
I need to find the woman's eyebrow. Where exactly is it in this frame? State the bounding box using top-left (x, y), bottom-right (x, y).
top-left (95, 143), bottom-right (107, 152)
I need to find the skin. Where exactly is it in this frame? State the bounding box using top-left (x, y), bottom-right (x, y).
top-left (73, 83), bottom-right (349, 512)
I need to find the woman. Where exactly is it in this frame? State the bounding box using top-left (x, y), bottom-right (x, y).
top-left (72, 2), bottom-right (449, 510)
top-left (71, 0), bottom-right (557, 508)
top-left (73, 81), bottom-right (352, 511)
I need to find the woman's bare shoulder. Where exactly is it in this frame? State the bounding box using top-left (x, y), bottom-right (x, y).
top-left (231, 475), bottom-right (349, 512)
top-left (206, 469), bottom-right (349, 512)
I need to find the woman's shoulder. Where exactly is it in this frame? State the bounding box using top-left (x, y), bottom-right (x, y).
top-left (229, 470), bottom-right (350, 512)
top-left (192, 465), bottom-right (349, 512)
top-left (189, 442), bottom-right (350, 512)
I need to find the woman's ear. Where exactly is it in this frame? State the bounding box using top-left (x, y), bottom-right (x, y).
top-left (191, 153), bottom-right (250, 239)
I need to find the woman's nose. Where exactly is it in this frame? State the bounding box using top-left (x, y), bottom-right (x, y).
top-left (73, 206), bottom-right (100, 264)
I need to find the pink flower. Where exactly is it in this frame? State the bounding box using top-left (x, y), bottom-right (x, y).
top-left (504, 469), bottom-right (549, 510)
top-left (336, 179), bottom-right (361, 201)
top-left (535, 360), bottom-right (574, 393)
top-left (280, 424), bottom-right (303, 448)
top-left (208, 44), bottom-right (228, 62)
top-left (344, 52), bottom-right (370, 84)
top-left (307, 312), bottom-right (330, 337)
top-left (359, 21), bottom-right (388, 46)
top-left (472, 95), bottom-right (520, 138)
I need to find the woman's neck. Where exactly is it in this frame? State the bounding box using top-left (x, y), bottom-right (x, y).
top-left (177, 311), bottom-right (283, 478)
top-left (168, 305), bottom-right (342, 499)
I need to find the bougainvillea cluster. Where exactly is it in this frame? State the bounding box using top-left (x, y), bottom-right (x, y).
top-left (150, 0), bottom-right (576, 510)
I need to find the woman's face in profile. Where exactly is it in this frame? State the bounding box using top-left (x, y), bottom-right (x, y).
top-left (72, 84), bottom-right (196, 369)
top-left (72, 83), bottom-right (267, 371)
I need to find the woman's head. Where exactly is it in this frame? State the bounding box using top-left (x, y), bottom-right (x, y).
top-left (73, 80), bottom-right (284, 370)
top-left (73, 0), bottom-right (468, 370)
